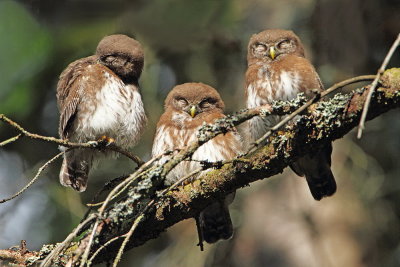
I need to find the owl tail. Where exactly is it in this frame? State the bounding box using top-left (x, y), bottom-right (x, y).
top-left (59, 149), bottom-right (92, 192)
top-left (290, 143), bottom-right (337, 201)
top-left (197, 195), bottom-right (234, 244)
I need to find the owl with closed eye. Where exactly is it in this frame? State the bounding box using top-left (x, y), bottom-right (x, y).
top-left (245, 29), bottom-right (336, 200)
top-left (152, 82), bottom-right (243, 244)
top-left (57, 34), bottom-right (147, 192)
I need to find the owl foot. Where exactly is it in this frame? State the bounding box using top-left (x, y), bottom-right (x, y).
top-left (95, 135), bottom-right (116, 149)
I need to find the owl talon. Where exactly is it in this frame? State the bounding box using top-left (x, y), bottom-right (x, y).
top-left (97, 135), bottom-right (116, 147)
top-left (87, 141), bottom-right (99, 147)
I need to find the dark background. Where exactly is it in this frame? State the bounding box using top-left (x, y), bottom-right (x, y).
top-left (0, 0), bottom-right (399, 266)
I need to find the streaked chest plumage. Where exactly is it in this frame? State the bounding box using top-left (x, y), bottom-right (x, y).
top-left (152, 118), bottom-right (242, 186)
top-left (246, 64), bottom-right (303, 140)
top-left (72, 67), bottom-right (146, 148)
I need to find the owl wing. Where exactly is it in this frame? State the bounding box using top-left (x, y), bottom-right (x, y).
top-left (151, 124), bottom-right (173, 158)
top-left (292, 56), bottom-right (324, 96)
top-left (56, 56), bottom-right (97, 139)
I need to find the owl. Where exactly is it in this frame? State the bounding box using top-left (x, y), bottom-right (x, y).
top-left (57, 34), bottom-right (147, 192)
top-left (245, 29), bottom-right (336, 200)
top-left (152, 83), bottom-right (243, 243)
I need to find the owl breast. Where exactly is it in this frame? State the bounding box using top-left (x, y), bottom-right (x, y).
top-left (74, 70), bottom-right (146, 148)
top-left (152, 123), bottom-right (242, 186)
top-left (247, 66), bottom-right (303, 141)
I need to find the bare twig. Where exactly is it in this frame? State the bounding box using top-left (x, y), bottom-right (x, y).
top-left (248, 93), bottom-right (321, 153)
top-left (80, 162), bottom-right (163, 265)
top-left (40, 214), bottom-right (97, 267)
top-left (87, 236), bottom-right (124, 266)
top-left (357, 33), bottom-right (400, 138)
top-left (0, 114), bottom-right (143, 166)
top-left (78, 153), bottom-right (167, 267)
top-left (86, 150), bottom-right (174, 207)
top-left (0, 150), bottom-right (68, 204)
top-left (112, 167), bottom-right (204, 266)
top-left (0, 134), bottom-right (21, 146)
top-left (111, 214), bottom-right (144, 267)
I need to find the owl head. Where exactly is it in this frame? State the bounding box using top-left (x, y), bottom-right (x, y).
top-left (96, 34), bottom-right (144, 82)
top-left (164, 83), bottom-right (225, 118)
top-left (247, 29), bottom-right (305, 65)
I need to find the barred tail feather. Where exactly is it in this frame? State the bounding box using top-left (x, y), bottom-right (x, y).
top-left (290, 143), bottom-right (336, 200)
top-left (198, 201), bottom-right (233, 244)
top-left (306, 169), bottom-right (337, 200)
top-left (59, 150), bottom-right (92, 192)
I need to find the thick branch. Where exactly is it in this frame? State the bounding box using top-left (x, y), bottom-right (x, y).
top-left (88, 69), bottom-right (400, 264)
top-left (1, 69), bottom-right (399, 266)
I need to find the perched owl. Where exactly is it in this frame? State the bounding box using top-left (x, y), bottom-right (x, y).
top-left (57, 34), bottom-right (147, 192)
top-left (152, 83), bottom-right (243, 243)
top-left (245, 29), bottom-right (336, 200)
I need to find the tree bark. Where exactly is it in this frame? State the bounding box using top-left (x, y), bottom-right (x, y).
top-left (1, 68), bottom-right (399, 266)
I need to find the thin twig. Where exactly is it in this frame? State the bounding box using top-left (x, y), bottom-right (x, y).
top-left (89, 166), bottom-right (205, 265)
top-left (0, 114), bottom-right (143, 166)
top-left (86, 150), bottom-right (173, 207)
top-left (357, 33), bottom-right (400, 139)
top-left (248, 93), bottom-right (321, 152)
top-left (0, 150), bottom-right (68, 204)
top-left (111, 214), bottom-right (144, 267)
top-left (107, 144), bottom-right (144, 166)
top-left (0, 134), bottom-right (21, 146)
top-left (112, 167), bottom-right (204, 267)
top-left (78, 153), bottom-right (168, 266)
top-left (88, 236), bottom-right (124, 266)
top-left (40, 214), bottom-right (97, 267)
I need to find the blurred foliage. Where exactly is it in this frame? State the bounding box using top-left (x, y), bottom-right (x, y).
top-left (0, 0), bottom-right (52, 119)
top-left (0, 0), bottom-right (399, 266)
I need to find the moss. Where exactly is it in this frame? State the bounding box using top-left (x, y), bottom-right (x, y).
top-left (381, 68), bottom-right (400, 89)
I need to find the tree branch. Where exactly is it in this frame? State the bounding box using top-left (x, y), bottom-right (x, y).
top-left (1, 69), bottom-right (399, 266)
top-left (0, 115), bottom-right (144, 166)
top-left (86, 69), bottom-right (399, 265)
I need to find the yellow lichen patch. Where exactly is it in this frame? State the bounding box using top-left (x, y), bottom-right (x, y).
top-left (381, 68), bottom-right (400, 89)
top-left (347, 89), bottom-right (367, 114)
top-left (156, 200), bottom-right (170, 221)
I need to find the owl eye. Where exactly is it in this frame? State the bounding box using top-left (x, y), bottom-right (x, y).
top-left (175, 97), bottom-right (188, 107)
top-left (102, 55), bottom-right (116, 64)
top-left (253, 43), bottom-right (267, 55)
top-left (200, 98), bottom-right (214, 109)
top-left (277, 39), bottom-right (293, 50)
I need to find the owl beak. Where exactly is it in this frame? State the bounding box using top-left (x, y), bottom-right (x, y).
top-left (189, 105), bottom-right (197, 118)
top-left (269, 46), bottom-right (276, 60)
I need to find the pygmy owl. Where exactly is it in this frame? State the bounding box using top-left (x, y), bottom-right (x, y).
top-left (152, 83), bottom-right (243, 243)
top-left (245, 29), bottom-right (336, 200)
top-left (57, 34), bottom-right (147, 192)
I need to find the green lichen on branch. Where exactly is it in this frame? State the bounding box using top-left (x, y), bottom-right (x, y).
top-left (2, 70), bottom-right (399, 266)
top-left (83, 69), bottom-right (399, 265)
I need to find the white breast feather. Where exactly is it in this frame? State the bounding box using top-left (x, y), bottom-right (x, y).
top-left (246, 70), bottom-right (303, 142)
top-left (152, 122), bottom-right (242, 185)
top-left (279, 71), bottom-right (301, 100)
top-left (77, 71), bottom-right (146, 148)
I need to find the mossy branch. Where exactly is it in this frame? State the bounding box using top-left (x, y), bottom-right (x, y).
top-left (86, 69), bottom-right (399, 265)
top-left (1, 69), bottom-right (399, 266)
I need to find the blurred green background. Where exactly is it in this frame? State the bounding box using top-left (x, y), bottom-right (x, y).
top-left (0, 0), bottom-right (399, 266)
